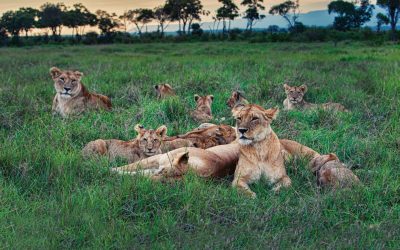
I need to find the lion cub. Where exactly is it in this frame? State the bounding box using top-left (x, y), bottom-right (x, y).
top-left (82, 124), bottom-right (167, 163)
top-left (232, 104), bottom-right (291, 198)
top-left (191, 94), bottom-right (214, 123)
top-left (154, 83), bottom-right (175, 99)
top-left (310, 153), bottom-right (360, 189)
top-left (283, 84), bottom-right (347, 112)
top-left (226, 91), bottom-right (249, 109)
top-left (50, 67), bottom-right (111, 117)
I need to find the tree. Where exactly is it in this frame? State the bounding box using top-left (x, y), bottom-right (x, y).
top-left (241, 0), bottom-right (266, 31)
top-left (216, 0), bottom-right (240, 33)
top-left (0, 11), bottom-right (24, 37)
top-left (38, 3), bottom-right (65, 37)
top-left (269, 0), bottom-right (300, 29)
top-left (328, 0), bottom-right (374, 31)
top-left (96, 10), bottom-right (120, 35)
top-left (127, 9), bottom-right (154, 35)
top-left (119, 11), bottom-right (130, 33)
top-left (191, 23), bottom-right (203, 35)
top-left (153, 5), bottom-right (171, 36)
top-left (16, 8), bottom-right (39, 37)
top-left (376, 12), bottom-right (390, 32)
top-left (377, 0), bottom-right (400, 40)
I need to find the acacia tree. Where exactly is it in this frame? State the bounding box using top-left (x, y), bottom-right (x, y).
top-left (216, 0), bottom-right (240, 33)
top-left (376, 12), bottom-right (390, 32)
top-left (328, 0), bottom-right (373, 31)
top-left (95, 10), bottom-right (120, 35)
top-left (0, 11), bottom-right (24, 37)
top-left (16, 8), bottom-right (39, 37)
top-left (127, 9), bottom-right (154, 35)
top-left (241, 0), bottom-right (266, 31)
top-left (38, 3), bottom-right (65, 37)
top-left (119, 11), bottom-right (130, 32)
top-left (165, 0), bottom-right (208, 34)
top-left (269, 0), bottom-right (300, 29)
top-left (153, 5), bottom-right (171, 36)
top-left (377, 0), bottom-right (400, 40)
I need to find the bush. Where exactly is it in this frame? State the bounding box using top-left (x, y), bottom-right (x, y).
top-left (83, 32), bottom-right (98, 45)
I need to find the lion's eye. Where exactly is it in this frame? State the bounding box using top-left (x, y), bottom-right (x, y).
top-left (59, 77), bottom-right (65, 82)
top-left (251, 117), bottom-right (259, 122)
top-left (290, 90), bottom-right (294, 93)
top-left (153, 139), bottom-right (158, 143)
top-left (71, 80), bottom-right (77, 84)
top-left (143, 138), bottom-right (148, 142)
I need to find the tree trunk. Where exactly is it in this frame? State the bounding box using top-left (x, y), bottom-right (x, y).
top-left (391, 20), bottom-right (397, 41)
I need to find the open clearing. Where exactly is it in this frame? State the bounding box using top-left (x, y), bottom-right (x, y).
top-left (0, 42), bottom-right (399, 248)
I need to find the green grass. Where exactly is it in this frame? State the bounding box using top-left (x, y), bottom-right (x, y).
top-left (1, 42), bottom-right (399, 248)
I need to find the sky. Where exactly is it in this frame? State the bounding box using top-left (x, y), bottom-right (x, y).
top-left (0, 0), bottom-right (332, 17)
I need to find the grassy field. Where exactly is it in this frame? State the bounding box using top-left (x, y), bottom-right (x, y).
top-left (0, 42), bottom-right (399, 248)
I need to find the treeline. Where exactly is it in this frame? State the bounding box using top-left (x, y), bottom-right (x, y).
top-left (0, 0), bottom-right (399, 46)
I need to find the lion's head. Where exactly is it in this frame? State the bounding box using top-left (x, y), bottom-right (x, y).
top-left (194, 94), bottom-right (214, 110)
top-left (135, 124), bottom-right (168, 156)
top-left (50, 67), bottom-right (83, 98)
top-left (310, 153), bottom-right (339, 173)
top-left (154, 83), bottom-right (175, 99)
top-left (283, 83), bottom-right (307, 104)
top-left (226, 91), bottom-right (248, 109)
top-left (232, 104), bottom-right (279, 145)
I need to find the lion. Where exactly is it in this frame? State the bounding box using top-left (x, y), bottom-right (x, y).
top-left (82, 124), bottom-right (167, 163)
top-left (166, 124), bottom-right (236, 149)
top-left (310, 153), bottom-right (361, 188)
top-left (226, 91), bottom-right (249, 109)
top-left (232, 104), bottom-right (292, 197)
top-left (154, 83), bottom-right (175, 99)
top-left (283, 84), bottom-right (347, 112)
top-left (50, 67), bottom-right (111, 117)
top-left (191, 94), bottom-right (214, 123)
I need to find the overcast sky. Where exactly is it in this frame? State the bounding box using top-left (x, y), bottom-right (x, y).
top-left (0, 0), bottom-right (332, 17)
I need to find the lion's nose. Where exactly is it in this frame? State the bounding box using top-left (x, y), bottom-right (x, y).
top-left (64, 87), bottom-right (71, 91)
top-left (238, 128), bottom-right (248, 134)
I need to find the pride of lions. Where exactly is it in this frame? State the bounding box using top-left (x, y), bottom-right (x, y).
top-left (50, 67), bottom-right (360, 198)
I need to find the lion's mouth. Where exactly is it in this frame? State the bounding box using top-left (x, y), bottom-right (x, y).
top-left (145, 150), bottom-right (157, 155)
top-left (61, 92), bottom-right (72, 96)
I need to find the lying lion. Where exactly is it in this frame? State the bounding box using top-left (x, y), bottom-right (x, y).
top-left (191, 94), bottom-right (214, 123)
top-left (82, 124), bottom-right (167, 163)
top-left (50, 67), bottom-right (111, 117)
top-left (283, 83), bottom-right (347, 112)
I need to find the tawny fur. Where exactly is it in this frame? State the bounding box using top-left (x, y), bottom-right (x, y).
top-left (226, 91), bottom-right (249, 109)
top-left (310, 153), bottom-right (361, 188)
top-left (232, 104), bottom-right (292, 197)
top-left (50, 67), bottom-right (111, 117)
top-left (82, 125), bottom-right (167, 163)
top-left (161, 138), bottom-right (194, 152)
top-left (191, 94), bottom-right (214, 123)
top-left (283, 83), bottom-right (347, 112)
top-left (166, 124), bottom-right (236, 149)
top-left (154, 83), bottom-right (175, 99)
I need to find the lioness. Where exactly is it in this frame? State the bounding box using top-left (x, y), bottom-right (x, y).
top-left (166, 124), bottom-right (236, 149)
top-left (283, 84), bottom-right (347, 112)
top-left (232, 104), bottom-right (291, 197)
top-left (82, 124), bottom-right (167, 163)
top-left (191, 94), bottom-right (214, 123)
top-left (154, 84), bottom-right (175, 99)
top-left (310, 153), bottom-right (361, 188)
top-left (50, 67), bottom-right (112, 117)
top-left (226, 91), bottom-right (249, 109)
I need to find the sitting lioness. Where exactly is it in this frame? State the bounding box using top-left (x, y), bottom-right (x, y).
top-left (154, 83), bottom-right (175, 99)
top-left (310, 153), bottom-right (361, 189)
top-left (50, 67), bottom-right (112, 117)
top-left (283, 84), bottom-right (347, 112)
top-left (191, 94), bottom-right (214, 123)
top-left (232, 104), bottom-right (291, 197)
top-left (226, 91), bottom-right (249, 109)
top-left (82, 124), bottom-right (167, 163)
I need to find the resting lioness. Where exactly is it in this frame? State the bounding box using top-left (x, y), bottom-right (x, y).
top-left (232, 104), bottom-right (292, 197)
top-left (154, 83), bottom-right (175, 99)
top-left (191, 94), bottom-right (214, 123)
top-left (50, 67), bottom-right (112, 117)
top-left (283, 84), bottom-right (347, 112)
top-left (82, 124), bottom-right (167, 163)
top-left (226, 91), bottom-right (249, 109)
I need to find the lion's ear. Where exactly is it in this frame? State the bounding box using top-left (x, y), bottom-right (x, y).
top-left (165, 83), bottom-right (172, 89)
top-left (156, 125), bottom-right (168, 138)
top-left (283, 83), bottom-right (291, 93)
top-left (134, 124), bottom-right (145, 135)
top-left (154, 85), bottom-right (159, 90)
top-left (208, 95), bottom-right (214, 102)
top-left (264, 107), bottom-right (279, 120)
top-left (175, 151), bottom-right (189, 173)
top-left (74, 71), bottom-right (83, 80)
top-left (231, 103), bottom-right (245, 117)
top-left (50, 67), bottom-right (62, 79)
top-left (300, 84), bottom-right (308, 93)
top-left (194, 94), bottom-right (200, 102)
